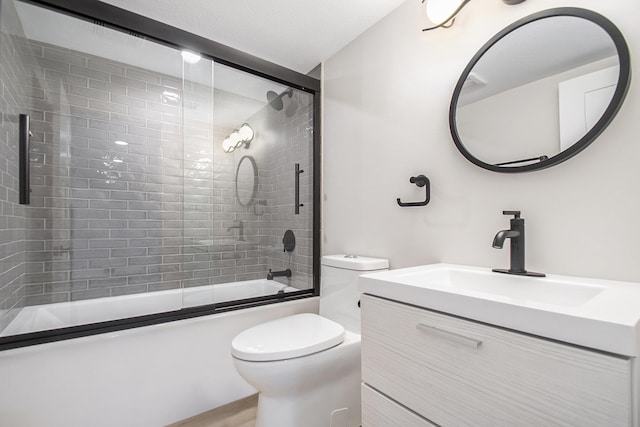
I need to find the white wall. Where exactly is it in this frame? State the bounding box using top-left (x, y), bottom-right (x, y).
top-left (0, 298), bottom-right (319, 427)
top-left (322, 0), bottom-right (640, 282)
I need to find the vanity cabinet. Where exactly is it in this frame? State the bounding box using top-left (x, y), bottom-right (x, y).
top-left (362, 383), bottom-right (436, 427)
top-left (360, 294), bottom-right (633, 426)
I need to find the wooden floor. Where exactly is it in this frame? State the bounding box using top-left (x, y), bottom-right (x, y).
top-left (166, 394), bottom-right (258, 427)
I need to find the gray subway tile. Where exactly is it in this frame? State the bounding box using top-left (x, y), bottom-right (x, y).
top-left (70, 269), bottom-right (109, 280)
top-left (45, 69), bottom-right (88, 87)
top-left (111, 266), bottom-right (147, 277)
top-left (87, 58), bottom-right (125, 76)
top-left (110, 229), bottom-right (146, 238)
top-left (43, 47), bottom-right (86, 67)
top-left (127, 273), bottom-right (162, 285)
top-left (110, 93), bottom-right (145, 108)
top-left (148, 264), bottom-right (180, 274)
top-left (128, 256), bottom-right (162, 266)
top-left (45, 280), bottom-right (88, 293)
top-left (89, 258), bottom-right (127, 269)
top-left (88, 277), bottom-right (127, 289)
top-left (148, 281), bottom-right (180, 292)
top-left (90, 179), bottom-right (127, 190)
top-left (24, 293), bottom-right (69, 306)
top-left (111, 74), bottom-right (147, 90)
top-left (89, 239), bottom-right (127, 249)
top-left (128, 238), bottom-right (162, 247)
top-left (110, 191), bottom-right (146, 201)
top-left (87, 99), bottom-right (127, 114)
top-left (71, 288), bottom-right (110, 301)
top-left (110, 211), bottom-right (147, 220)
top-left (90, 200), bottom-right (127, 210)
top-left (111, 284), bottom-right (148, 296)
top-left (88, 219), bottom-right (127, 229)
top-left (70, 65), bottom-right (109, 81)
top-left (111, 248), bottom-right (146, 258)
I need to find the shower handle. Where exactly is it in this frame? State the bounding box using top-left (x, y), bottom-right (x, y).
top-left (295, 163), bottom-right (304, 214)
top-left (19, 114), bottom-right (31, 205)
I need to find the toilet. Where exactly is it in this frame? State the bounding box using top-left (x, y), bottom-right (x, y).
top-left (231, 255), bottom-right (389, 427)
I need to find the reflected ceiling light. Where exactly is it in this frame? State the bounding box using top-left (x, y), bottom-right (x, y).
top-left (229, 129), bottom-right (243, 149)
top-left (421, 0), bottom-right (526, 31)
top-left (181, 50), bottom-right (201, 64)
top-left (114, 140), bottom-right (128, 146)
top-left (222, 123), bottom-right (255, 153)
top-left (238, 123), bottom-right (254, 147)
top-left (222, 136), bottom-right (234, 153)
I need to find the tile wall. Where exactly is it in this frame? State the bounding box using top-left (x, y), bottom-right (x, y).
top-left (17, 40), bottom-right (313, 306)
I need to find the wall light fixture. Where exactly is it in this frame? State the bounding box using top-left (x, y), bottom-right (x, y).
top-left (421, 0), bottom-right (526, 31)
top-left (222, 123), bottom-right (254, 153)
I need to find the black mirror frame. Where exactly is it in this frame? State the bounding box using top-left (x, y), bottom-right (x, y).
top-left (449, 7), bottom-right (631, 173)
top-left (235, 155), bottom-right (258, 207)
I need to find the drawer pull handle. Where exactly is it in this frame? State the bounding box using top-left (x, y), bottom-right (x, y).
top-left (416, 323), bottom-right (483, 349)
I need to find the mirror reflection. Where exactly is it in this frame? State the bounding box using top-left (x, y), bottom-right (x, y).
top-left (236, 155), bottom-right (258, 206)
top-left (451, 9), bottom-right (630, 171)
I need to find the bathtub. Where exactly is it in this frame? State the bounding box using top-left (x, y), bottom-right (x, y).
top-left (1, 279), bottom-right (298, 337)
top-left (0, 289), bottom-right (318, 427)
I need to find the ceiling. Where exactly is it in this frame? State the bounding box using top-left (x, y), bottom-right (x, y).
top-left (97, 0), bottom-right (408, 75)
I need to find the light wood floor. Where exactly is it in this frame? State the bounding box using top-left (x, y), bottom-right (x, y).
top-left (166, 394), bottom-right (258, 427)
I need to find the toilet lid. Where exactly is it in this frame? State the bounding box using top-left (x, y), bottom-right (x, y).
top-left (231, 313), bottom-right (345, 362)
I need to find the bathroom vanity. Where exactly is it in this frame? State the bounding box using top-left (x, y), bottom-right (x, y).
top-left (359, 264), bottom-right (640, 426)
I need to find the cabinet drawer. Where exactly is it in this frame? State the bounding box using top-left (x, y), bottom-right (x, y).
top-left (361, 295), bottom-right (632, 426)
top-left (362, 384), bottom-right (435, 427)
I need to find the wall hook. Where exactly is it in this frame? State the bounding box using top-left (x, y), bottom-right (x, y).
top-left (397, 175), bottom-right (430, 207)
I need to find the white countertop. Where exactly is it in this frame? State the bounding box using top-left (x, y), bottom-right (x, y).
top-left (359, 263), bottom-right (640, 356)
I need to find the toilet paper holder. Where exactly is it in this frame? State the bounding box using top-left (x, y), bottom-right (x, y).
top-left (396, 175), bottom-right (430, 207)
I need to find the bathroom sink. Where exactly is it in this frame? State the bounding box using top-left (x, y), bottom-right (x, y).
top-left (388, 265), bottom-right (604, 307)
top-left (359, 264), bottom-right (640, 356)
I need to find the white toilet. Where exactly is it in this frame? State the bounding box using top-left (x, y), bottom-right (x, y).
top-left (231, 255), bottom-right (389, 427)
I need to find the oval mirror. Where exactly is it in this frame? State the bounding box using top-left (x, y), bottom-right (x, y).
top-left (235, 155), bottom-right (258, 206)
top-left (450, 8), bottom-right (631, 172)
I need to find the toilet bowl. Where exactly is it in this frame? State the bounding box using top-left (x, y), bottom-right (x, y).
top-left (231, 255), bottom-right (388, 427)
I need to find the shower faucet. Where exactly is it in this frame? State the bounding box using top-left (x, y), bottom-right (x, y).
top-left (492, 211), bottom-right (545, 277)
top-left (267, 269), bottom-right (292, 280)
top-left (227, 220), bottom-right (245, 241)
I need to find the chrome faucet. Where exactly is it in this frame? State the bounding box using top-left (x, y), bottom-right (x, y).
top-left (492, 211), bottom-right (544, 277)
top-left (227, 220), bottom-right (245, 241)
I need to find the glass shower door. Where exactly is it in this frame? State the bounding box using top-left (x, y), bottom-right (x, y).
top-left (0, 0), bottom-right (317, 341)
top-left (180, 51), bottom-right (216, 307)
top-left (7, 0), bottom-right (191, 332)
top-left (183, 62), bottom-right (315, 306)
top-left (0, 0), bottom-right (28, 334)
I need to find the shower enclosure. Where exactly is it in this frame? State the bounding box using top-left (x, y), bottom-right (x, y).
top-left (0, 0), bottom-right (319, 348)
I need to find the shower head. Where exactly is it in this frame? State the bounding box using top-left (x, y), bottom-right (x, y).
top-left (266, 88), bottom-right (293, 111)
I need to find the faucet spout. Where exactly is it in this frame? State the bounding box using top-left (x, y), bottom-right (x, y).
top-left (267, 268), bottom-right (292, 280)
top-left (492, 230), bottom-right (520, 249)
top-left (492, 211), bottom-right (545, 277)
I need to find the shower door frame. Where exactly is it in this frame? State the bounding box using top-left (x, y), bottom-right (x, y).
top-left (0, 0), bottom-right (321, 351)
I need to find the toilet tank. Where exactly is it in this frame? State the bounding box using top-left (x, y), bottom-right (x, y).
top-left (320, 255), bottom-right (389, 334)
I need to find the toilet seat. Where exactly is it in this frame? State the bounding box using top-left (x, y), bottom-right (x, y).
top-left (231, 313), bottom-right (345, 362)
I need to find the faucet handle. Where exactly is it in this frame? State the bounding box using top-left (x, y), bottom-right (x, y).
top-left (502, 210), bottom-right (521, 218)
